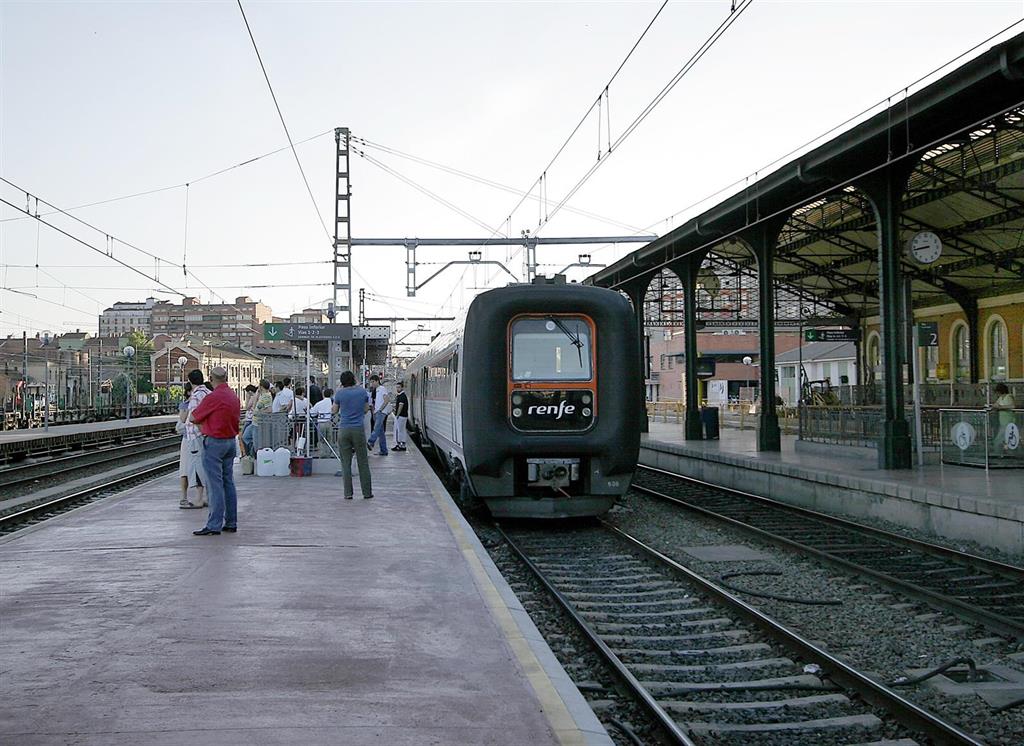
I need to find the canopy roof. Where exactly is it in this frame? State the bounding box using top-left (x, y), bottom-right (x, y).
top-left (588, 32), bottom-right (1024, 322)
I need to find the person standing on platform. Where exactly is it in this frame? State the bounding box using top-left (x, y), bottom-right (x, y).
top-left (191, 366), bottom-right (241, 536)
top-left (243, 379), bottom-right (273, 456)
top-left (310, 387), bottom-right (334, 452)
top-left (177, 382), bottom-right (205, 509)
top-left (292, 385), bottom-right (309, 444)
top-left (332, 371), bottom-right (373, 500)
top-left (308, 375), bottom-right (323, 407)
top-left (992, 383), bottom-right (1017, 454)
top-left (392, 381), bottom-right (409, 452)
top-left (272, 377), bottom-right (293, 414)
top-left (238, 384), bottom-right (258, 457)
top-left (366, 374), bottom-right (391, 456)
top-left (180, 370), bottom-right (209, 509)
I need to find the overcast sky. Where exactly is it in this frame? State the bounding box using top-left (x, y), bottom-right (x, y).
top-left (1, 0), bottom-right (1021, 348)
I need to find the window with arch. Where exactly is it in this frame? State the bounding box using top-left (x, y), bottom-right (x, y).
top-left (988, 318), bottom-right (1008, 381)
top-left (866, 333), bottom-right (881, 382)
top-left (952, 323), bottom-right (970, 382)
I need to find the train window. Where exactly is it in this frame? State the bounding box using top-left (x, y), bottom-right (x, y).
top-left (511, 316), bottom-right (592, 381)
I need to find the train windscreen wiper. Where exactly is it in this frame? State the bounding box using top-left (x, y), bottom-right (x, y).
top-left (548, 316), bottom-right (584, 368)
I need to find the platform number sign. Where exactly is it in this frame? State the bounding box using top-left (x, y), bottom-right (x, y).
top-left (916, 322), bottom-right (939, 348)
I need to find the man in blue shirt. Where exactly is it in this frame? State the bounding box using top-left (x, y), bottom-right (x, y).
top-left (332, 370), bottom-right (374, 500)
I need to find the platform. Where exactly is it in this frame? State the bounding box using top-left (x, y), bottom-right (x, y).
top-left (0, 415), bottom-right (179, 461)
top-left (640, 423), bottom-right (1024, 555)
top-left (0, 447), bottom-right (611, 745)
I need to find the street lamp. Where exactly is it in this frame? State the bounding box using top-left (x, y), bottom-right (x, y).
top-left (177, 355), bottom-right (188, 391)
top-left (123, 345), bottom-right (136, 423)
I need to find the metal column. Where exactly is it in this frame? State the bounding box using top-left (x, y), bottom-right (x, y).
top-left (865, 167), bottom-right (912, 469)
top-left (329, 127), bottom-right (353, 386)
top-left (754, 238), bottom-right (781, 452)
top-left (624, 283), bottom-right (649, 434)
top-left (675, 258), bottom-right (703, 441)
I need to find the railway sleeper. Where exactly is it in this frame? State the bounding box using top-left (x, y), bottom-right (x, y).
top-left (661, 692), bottom-right (850, 713)
top-left (684, 713), bottom-right (882, 735)
top-left (628, 657), bottom-right (795, 675)
top-left (641, 673), bottom-right (832, 695)
top-left (582, 607), bottom-right (716, 620)
top-left (591, 617), bottom-right (734, 634)
top-left (612, 643), bottom-right (773, 660)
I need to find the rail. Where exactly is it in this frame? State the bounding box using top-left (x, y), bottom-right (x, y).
top-left (499, 522), bottom-right (983, 745)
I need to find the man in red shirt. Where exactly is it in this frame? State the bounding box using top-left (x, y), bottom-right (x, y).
top-left (189, 366), bottom-right (241, 536)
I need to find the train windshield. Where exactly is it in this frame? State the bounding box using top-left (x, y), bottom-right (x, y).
top-left (511, 316), bottom-right (592, 381)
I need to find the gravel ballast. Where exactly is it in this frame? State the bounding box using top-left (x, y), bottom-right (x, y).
top-left (607, 489), bottom-right (1024, 745)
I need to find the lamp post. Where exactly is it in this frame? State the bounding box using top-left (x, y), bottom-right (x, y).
top-left (177, 355), bottom-right (188, 400)
top-left (123, 345), bottom-right (136, 423)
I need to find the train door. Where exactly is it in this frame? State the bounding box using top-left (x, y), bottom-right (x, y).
top-left (452, 349), bottom-right (462, 445)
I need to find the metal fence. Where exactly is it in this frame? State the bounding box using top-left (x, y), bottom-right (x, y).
top-left (1, 403), bottom-right (180, 431)
top-left (249, 412), bottom-right (377, 462)
top-left (939, 408), bottom-right (1024, 469)
top-left (838, 383), bottom-right (1024, 408)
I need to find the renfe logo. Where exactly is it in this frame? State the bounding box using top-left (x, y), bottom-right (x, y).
top-left (528, 401), bottom-right (576, 419)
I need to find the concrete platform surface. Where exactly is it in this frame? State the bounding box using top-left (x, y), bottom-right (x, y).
top-left (0, 446), bottom-right (610, 745)
top-left (642, 423), bottom-right (1024, 554)
top-left (0, 415), bottom-right (178, 445)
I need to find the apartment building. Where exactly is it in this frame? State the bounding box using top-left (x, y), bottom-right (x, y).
top-left (98, 297), bottom-right (169, 336)
top-left (150, 296), bottom-right (273, 349)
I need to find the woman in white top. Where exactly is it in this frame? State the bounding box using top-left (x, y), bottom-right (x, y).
top-left (291, 385), bottom-right (310, 444)
top-left (310, 387), bottom-right (335, 454)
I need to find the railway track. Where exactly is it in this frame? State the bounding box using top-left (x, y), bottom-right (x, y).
top-left (632, 465), bottom-right (1024, 642)
top-left (0, 460), bottom-right (179, 535)
top-left (0, 435), bottom-right (181, 493)
top-left (500, 522), bottom-right (982, 746)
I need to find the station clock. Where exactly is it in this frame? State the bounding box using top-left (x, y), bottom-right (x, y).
top-left (907, 231), bottom-right (943, 265)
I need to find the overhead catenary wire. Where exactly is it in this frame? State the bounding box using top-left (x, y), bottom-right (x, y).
top-left (0, 129), bottom-right (333, 224)
top-left (588, 13), bottom-right (1024, 259)
top-left (487, 0), bottom-right (671, 241)
top-left (354, 146), bottom-right (502, 236)
top-left (537, 0), bottom-right (754, 234)
top-left (482, 1), bottom-right (751, 286)
top-left (236, 0), bottom-right (332, 243)
top-left (349, 134), bottom-right (644, 233)
top-left (0, 194), bottom-right (187, 298)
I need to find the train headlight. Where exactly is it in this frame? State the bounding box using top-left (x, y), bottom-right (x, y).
top-left (512, 394), bottom-right (523, 405)
top-left (581, 394), bottom-right (592, 405)
top-left (512, 408), bottom-right (522, 417)
top-left (582, 407), bottom-right (591, 417)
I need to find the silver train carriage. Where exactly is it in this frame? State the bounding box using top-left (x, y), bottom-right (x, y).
top-left (404, 278), bottom-right (642, 518)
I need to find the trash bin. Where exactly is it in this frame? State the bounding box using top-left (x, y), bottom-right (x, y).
top-left (701, 406), bottom-right (720, 440)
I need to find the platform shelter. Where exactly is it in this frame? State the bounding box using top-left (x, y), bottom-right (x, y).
top-left (587, 31), bottom-right (1024, 471)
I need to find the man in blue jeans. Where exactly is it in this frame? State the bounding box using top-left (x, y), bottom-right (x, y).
top-left (366, 374), bottom-right (391, 456)
top-left (332, 371), bottom-right (374, 499)
top-left (189, 366), bottom-right (242, 535)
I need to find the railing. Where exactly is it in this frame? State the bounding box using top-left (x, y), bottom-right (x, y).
top-left (939, 408), bottom-right (1024, 469)
top-left (839, 382), bottom-right (1024, 408)
top-left (0, 404), bottom-right (180, 431)
top-left (645, 400), bottom-right (799, 434)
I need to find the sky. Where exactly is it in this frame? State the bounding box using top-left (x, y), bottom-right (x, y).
top-left (1, 0), bottom-right (1022, 351)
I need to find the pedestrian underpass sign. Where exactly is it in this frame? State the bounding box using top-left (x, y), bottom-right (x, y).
top-left (263, 323), bottom-right (353, 341)
top-left (804, 329), bottom-right (856, 342)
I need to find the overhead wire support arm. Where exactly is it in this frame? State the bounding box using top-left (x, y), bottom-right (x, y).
top-left (415, 259), bottom-right (518, 292)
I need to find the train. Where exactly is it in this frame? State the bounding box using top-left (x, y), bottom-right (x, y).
top-left (404, 276), bottom-right (642, 518)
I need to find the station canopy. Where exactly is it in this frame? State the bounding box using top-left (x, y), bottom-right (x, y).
top-left (588, 32), bottom-right (1024, 326)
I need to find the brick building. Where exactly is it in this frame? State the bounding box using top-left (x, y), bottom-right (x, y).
top-left (151, 339), bottom-right (263, 400)
top-left (150, 296), bottom-right (273, 350)
top-left (98, 297), bottom-right (169, 337)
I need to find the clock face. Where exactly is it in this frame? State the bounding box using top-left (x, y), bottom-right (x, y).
top-left (908, 231), bottom-right (942, 265)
